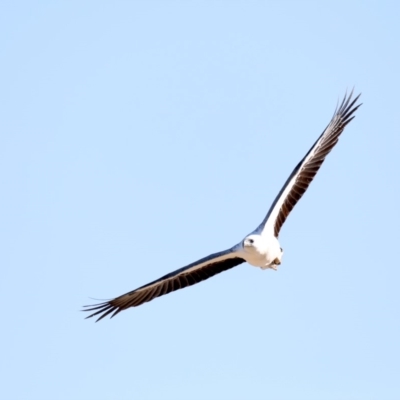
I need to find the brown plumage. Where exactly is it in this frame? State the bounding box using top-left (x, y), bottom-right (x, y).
top-left (256, 91), bottom-right (361, 237)
top-left (83, 251), bottom-right (245, 322)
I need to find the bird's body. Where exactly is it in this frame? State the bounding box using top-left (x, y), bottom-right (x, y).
top-left (84, 90), bottom-right (362, 322)
top-left (240, 233), bottom-right (282, 269)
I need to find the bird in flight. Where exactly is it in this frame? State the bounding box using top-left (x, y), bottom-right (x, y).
top-left (84, 91), bottom-right (361, 322)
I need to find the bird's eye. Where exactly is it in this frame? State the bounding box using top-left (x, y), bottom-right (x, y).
top-left (248, 239), bottom-right (254, 244)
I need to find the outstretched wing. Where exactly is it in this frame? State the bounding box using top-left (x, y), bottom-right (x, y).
top-left (257, 90), bottom-right (362, 237)
top-left (83, 248), bottom-right (245, 322)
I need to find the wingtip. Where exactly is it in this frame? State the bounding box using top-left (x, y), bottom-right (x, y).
top-left (82, 300), bottom-right (116, 322)
top-left (335, 89), bottom-right (362, 122)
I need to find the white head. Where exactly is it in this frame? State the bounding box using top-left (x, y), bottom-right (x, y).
top-left (242, 234), bottom-right (262, 252)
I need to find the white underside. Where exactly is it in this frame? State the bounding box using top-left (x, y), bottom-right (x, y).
top-left (234, 233), bottom-right (282, 270)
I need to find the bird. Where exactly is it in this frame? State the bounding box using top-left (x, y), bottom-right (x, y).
top-left (83, 90), bottom-right (361, 322)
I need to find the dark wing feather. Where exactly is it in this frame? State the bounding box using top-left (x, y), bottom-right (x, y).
top-left (257, 90), bottom-right (361, 237)
top-left (83, 249), bottom-right (245, 322)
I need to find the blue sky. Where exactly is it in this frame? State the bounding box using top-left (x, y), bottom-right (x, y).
top-left (1, 1), bottom-right (399, 399)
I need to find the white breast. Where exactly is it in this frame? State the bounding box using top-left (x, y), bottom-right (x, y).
top-left (238, 234), bottom-right (282, 268)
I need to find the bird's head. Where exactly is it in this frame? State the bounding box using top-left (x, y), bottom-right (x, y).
top-left (243, 235), bottom-right (261, 250)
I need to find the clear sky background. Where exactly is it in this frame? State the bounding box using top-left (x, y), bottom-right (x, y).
top-left (1, 1), bottom-right (399, 399)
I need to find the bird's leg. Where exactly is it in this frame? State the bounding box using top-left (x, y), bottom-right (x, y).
top-left (270, 256), bottom-right (281, 270)
top-left (272, 248), bottom-right (283, 268)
